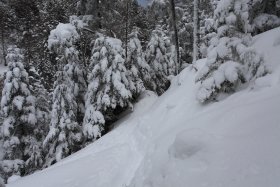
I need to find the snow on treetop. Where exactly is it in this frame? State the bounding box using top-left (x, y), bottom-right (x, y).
top-left (94, 37), bottom-right (123, 53)
top-left (48, 23), bottom-right (79, 50)
top-left (69, 15), bottom-right (93, 30)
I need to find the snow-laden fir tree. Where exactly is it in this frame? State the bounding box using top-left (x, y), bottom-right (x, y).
top-left (0, 47), bottom-right (38, 179)
top-left (83, 36), bottom-right (133, 142)
top-left (145, 26), bottom-right (175, 95)
top-left (25, 66), bottom-right (50, 174)
top-left (249, 0), bottom-right (280, 34)
top-left (43, 19), bottom-right (89, 166)
top-left (195, 0), bottom-right (267, 102)
top-left (48, 22), bottom-right (87, 124)
top-left (28, 67), bottom-right (50, 128)
top-left (126, 27), bottom-right (151, 97)
top-left (43, 70), bottom-right (82, 166)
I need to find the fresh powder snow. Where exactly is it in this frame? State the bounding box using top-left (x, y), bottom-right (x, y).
top-left (6, 27), bottom-right (280, 187)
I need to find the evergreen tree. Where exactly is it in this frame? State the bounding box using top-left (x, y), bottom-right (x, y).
top-left (83, 36), bottom-right (133, 142)
top-left (0, 46), bottom-right (38, 179)
top-left (24, 66), bottom-right (50, 174)
top-left (145, 27), bottom-right (175, 95)
top-left (147, 0), bottom-right (170, 30)
top-left (0, 1), bottom-right (13, 66)
top-left (126, 27), bottom-right (151, 97)
top-left (249, 0), bottom-right (280, 34)
top-left (43, 70), bottom-right (82, 166)
top-left (48, 22), bottom-right (87, 124)
top-left (43, 22), bottom-right (88, 166)
top-left (78, 0), bottom-right (149, 44)
top-left (196, 0), bottom-right (267, 102)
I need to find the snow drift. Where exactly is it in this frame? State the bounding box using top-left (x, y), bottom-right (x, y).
top-left (7, 28), bottom-right (280, 187)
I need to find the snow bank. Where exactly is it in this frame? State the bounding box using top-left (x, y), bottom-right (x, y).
top-left (8, 28), bottom-right (280, 187)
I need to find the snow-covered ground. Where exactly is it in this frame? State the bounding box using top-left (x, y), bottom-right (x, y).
top-left (7, 28), bottom-right (280, 187)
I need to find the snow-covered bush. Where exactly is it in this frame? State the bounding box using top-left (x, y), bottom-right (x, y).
top-left (249, 0), bottom-right (280, 35)
top-left (145, 27), bottom-right (175, 95)
top-left (7, 174), bottom-right (20, 184)
top-left (0, 46), bottom-right (39, 178)
top-left (252, 13), bottom-right (280, 34)
top-left (43, 70), bottom-right (82, 166)
top-left (126, 28), bottom-right (151, 97)
top-left (83, 36), bottom-right (133, 142)
top-left (196, 0), bottom-right (267, 102)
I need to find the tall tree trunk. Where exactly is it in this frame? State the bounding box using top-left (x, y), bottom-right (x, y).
top-left (197, 0), bottom-right (201, 58)
top-left (193, 0), bottom-right (199, 63)
top-left (170, 0), bottom-right (180, 75)
top-left (125, 0), bottom-right (130, 60)
top-left (96, 0), bottom-right (102, 29)
top-left (1, 29), bottom-right (7, 66)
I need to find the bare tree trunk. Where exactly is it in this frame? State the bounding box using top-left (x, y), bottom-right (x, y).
top-left (1, 30), bottom-right (7, 66)
top-left (193, 0), bottom-right (199, 63)
top-left (96, 0), bottom-right (102, 29)
top-left (170, 0), bottom-right (180, 75)
top-left (125, 0), bottom-right (130, 59)
top-left (197, 0), bottom-right (201, 58)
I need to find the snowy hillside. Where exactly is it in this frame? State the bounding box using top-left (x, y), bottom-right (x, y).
top-left (7, 28), bottom-right (280, 187)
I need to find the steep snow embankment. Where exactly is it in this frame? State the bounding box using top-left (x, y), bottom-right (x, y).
top-left (8, 27), bottom-right (280, 187)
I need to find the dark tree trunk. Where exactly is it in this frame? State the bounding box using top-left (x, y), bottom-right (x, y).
top-left (1, 30), bottom-right (7, 66)
top-left (125, 0), bottom-right (130, 59)
top-left (96, 0), bottom-right (102, 29)
top-left (170, 0), bottom-right (180, 74)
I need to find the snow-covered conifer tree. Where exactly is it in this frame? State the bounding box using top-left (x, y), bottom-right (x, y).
top-left (83, 36), bottom-right (133, 142)
top-left (145, 26), bottom-right (175, 95)
top-left (48, 22), bottom-right (87, 124)
top-left (43, 70), bottom-right (81, 166)
top-left (196, 0), bottom-right (267, 102)
top-left (24, 66), bottom-right (50, 174)
top-left (43, 20), bottom-right (89, 166)
top-left (250, 0), bottom-right (280, 34)
top-left (126, 27), bottom-right (151, 97)
top-left (0, 46), bottom-right (37, 178)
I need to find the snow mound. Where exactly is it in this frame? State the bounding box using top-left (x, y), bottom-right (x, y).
top-left (7, 175), bottom-right (21, 184)
top-left (168, 129), bottom-right (213, 159)
top-left (8, 28), bottom-right (280, 187)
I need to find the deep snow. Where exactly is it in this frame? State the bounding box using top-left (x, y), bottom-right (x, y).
top-left (7, 27), bottom-right (280, 187)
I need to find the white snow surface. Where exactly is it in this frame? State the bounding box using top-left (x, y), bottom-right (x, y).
top-left (8, 28), bottom-right (280, 187)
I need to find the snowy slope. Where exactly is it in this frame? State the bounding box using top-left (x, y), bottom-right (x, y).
top-left (8, 28), bottom-right (280, 187)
